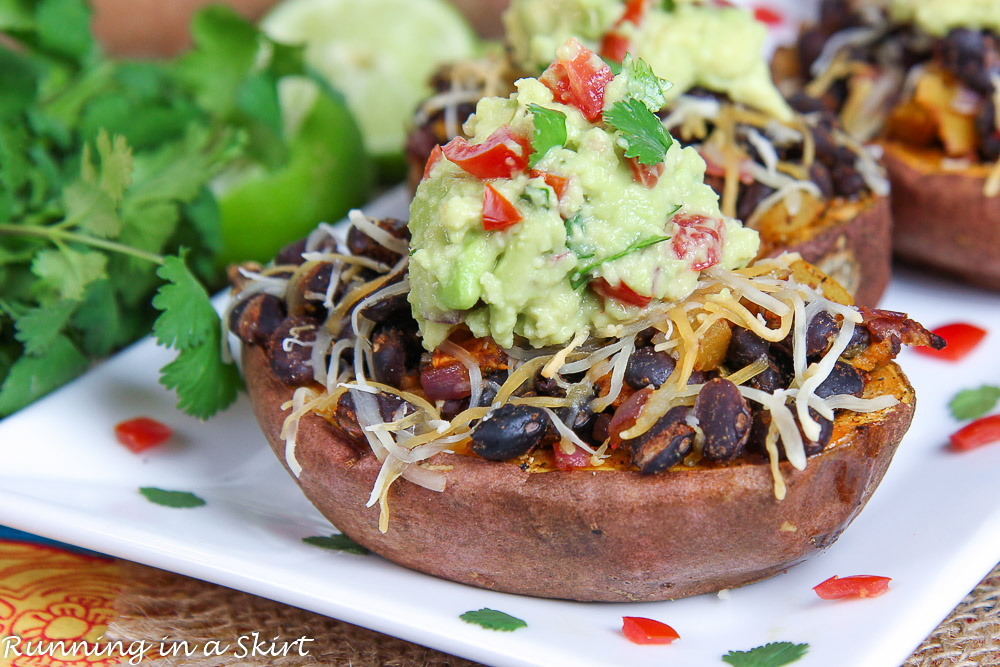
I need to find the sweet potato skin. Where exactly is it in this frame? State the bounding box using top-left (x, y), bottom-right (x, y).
top-left (244, 346), bottom-right (915, 602)
top-left (754, 194), bottom-right (892, 306)
top-left (883, 141), bottom-right (1000, 290)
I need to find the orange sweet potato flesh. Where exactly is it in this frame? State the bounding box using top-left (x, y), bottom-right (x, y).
top-left (752, 193), bottom-right (892, 306)
top-left (882, 141), bottom-right (1000, 290)
top-left (243, 344), bottom-right (915, 602)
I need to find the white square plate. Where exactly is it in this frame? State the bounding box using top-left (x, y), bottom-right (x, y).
top-left (2, 185), bottom-right (1000, 666)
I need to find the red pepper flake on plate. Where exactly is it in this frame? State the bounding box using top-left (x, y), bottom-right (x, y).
top-left (622, 616), bottom-right (679, 645)
top-left (950, 414), bottom-right (1000, 452)
top-left (915, 323), bottom-right (986, 362)
top-left (813, 575), bottom-right (891, 600)
top-left (115, 417), bottom-right (173, 453)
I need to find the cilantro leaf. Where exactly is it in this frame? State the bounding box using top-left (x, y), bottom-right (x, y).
top-left (605, 97), bottom-right (673, 165)
top-left (663, 0), bottom-right (676, 11)
top-left (158, 337), bottom-right (242, 420)
top-left (623, 54), bottom-right (673, 113)
top-left (174, 5), bottom-right (260, 118)
top-left (570, 234), bottom-right (671, 289)
top-left (0, 335), bottom-right (89, 415)
top-left (35, 0), bottom-right (93, 59)
top-left (0, 49), bottom-right (38, 120)
top-left (63, 181), bottom-right (120, 239)
top-left (73, 279), bottom-right (128, 357)
top-left (14, 300), bottom-right (78, 356)
top-left (151, 252), bottom-right (218, 350)
top-left (459, 609), bottom-right (527, 632)
top-left (139, 487), bottom-right (207, 509)
top-left (722, 642), bottom-right (809, 667)
top-left (528, 104), bottom-right (567, 168)
top-left (31, 247), bottom-right (107, 302)
top-left (302, 534), bottom-right (370, 555)
top-left (950, 385), bottom-right (1000, 421)
top-left (92, 130), bottom-right (133, 203)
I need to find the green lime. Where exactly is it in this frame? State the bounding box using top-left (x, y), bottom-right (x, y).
top-left (261, 0), bottom-right (478, 159)
top-left (216, 77), bottom-right (372, 266)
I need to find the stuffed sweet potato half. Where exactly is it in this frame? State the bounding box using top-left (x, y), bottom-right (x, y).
top-left (228, 52), bottom-right (938, 602)
top-left (774, 0), bottom-right (1000, 289)
top-left (407, 1), bottom-right (893, 304)
top-left (229, 218), bottom-right (936, 602)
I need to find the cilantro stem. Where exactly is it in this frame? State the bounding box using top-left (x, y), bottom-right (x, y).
top-left (0, 224), bottom-right (165, 265)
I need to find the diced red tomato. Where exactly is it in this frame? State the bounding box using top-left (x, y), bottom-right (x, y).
top-left (553, 442), bottom-right (591, 469)
top-left (753, 5), bottom-right (784, 25)
top-left (608, 386), bottom-right (653, 449)
top-left (540, 38), bottom-right (614, 122)
top-left (672, 213), bottom-right (723, 271)
top-left (622, 617), bottom-right (680, 645)
top-left (591, 277), bottom-right (652, 308)
top-left (600, 32), bottom-right (631, 63)
top-left (600, 0), bottom-right (648, 62)
top-left (813, 575), bottom-right (891, 600)
top-left (420, 364), bottom-right (471, 401)
top-left (950, 414), bottom-right (1000, 452)
top-left (482, 184), bottom-right (522, 231)
top-left (422, 144), bottom-right (443, 181)
top-left (441, 126), bottom-right (531, 180)
top-left (914, 323), bottom-right (986, 362)
top-left (115, 417), bottom-right (173, 453)
top-left (627, 157), bottom-right (665, 188)
top-left (528, 170), bottom-right (569, 200)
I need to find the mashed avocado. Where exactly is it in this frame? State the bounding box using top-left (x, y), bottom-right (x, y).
top-left (408, 43), bottom-right (759, 349)
top-left (503, 0), bottom-right (793, 121)
top-left (891, 0), bottom-right (1000, 37)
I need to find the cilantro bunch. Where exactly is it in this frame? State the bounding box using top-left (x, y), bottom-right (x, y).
top-left (0, 0), bottom-right (362, 419)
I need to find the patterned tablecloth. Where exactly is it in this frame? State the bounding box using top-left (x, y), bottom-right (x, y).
top-left (0, 531), bottom-right (997, 667)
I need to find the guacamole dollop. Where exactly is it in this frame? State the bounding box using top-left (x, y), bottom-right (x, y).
top-left (503, 0), bottom-right (793, 121)
top-left (891, 0), bottom-right (1000, 37)
top-left (408, 41), bottom-right (759, 349)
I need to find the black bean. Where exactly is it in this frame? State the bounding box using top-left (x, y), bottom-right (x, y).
top-left (558, 403), bottom-right (596, 441)
top-left (229, 293), bottom-right (284, 346)
top-left (268, 316), bottom-right (321, 385)
top-left (810, 161), bottom-right (835, 199)
top-left (359, 292), bottom-right (412, 325)
top-left (629, 406), bottom-right (695, 475)
top-left (748, 357), bottom-right (788, 393)
top-left (726, 327), bottom-right (769, 368)
top-left (372, 324), bottom-right (418, 388)
top-left (798, 27), bottom-right (828, 74)
top-left (696, 378), bottom-right (752, 462)
top-left (815, 361), bottom-right (865, 398)
top-left (687, 369), bottom-right (721, 385)
top-left (275, 238), bottom-right (308, 266)
top-left (624, 347), bottom-right (676, 390)
top-left (842, 325), bottom-right (871, 359)
top-left (796, 408), bottom-right (833, 456)
top-left (288, 262), bottom-right (337, 317)
top-left (812, 123), bottom-right (840, 166)
top-left (534, 370), bottom-right (566, 397)
top-left (807, 311), bottom-right (840, 358)
top-left (470, 404), bottom-right (550, 461)
top-left (737, 181), bottom-right (776, 223)
top-left (831, 164), bottom-right (865, 198)
top-left (592, 412), bottom-right (612, 443)
top-left (939, 28), bottom-right (997, 94)
top-left (346, 218), bottom-right (410, 266)
top-left (789, 92), bottom-right (829, 115)
top-left (331, 391), bottom-right (409, 447)
top-left (977, 99), bottom-right (1000, 162)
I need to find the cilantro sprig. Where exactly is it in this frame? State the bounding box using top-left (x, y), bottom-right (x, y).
top-left (570, 234), bottom-right (672, 290)
top-left (950, 385), bottom-right (1000, 421)
top-left (722, 642), bottom-right (809, 667)
top-left (459, 608), bottom-right (527, 632)
top-left (528, 103), bottom-right (567, 167)
top-left (605, 97), bottom-right (673, 165)
top-left (0, 0), bottom-right (348, 420)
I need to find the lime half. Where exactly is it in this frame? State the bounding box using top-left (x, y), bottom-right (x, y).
top-left (262, 0), bottom-right (478, 159)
